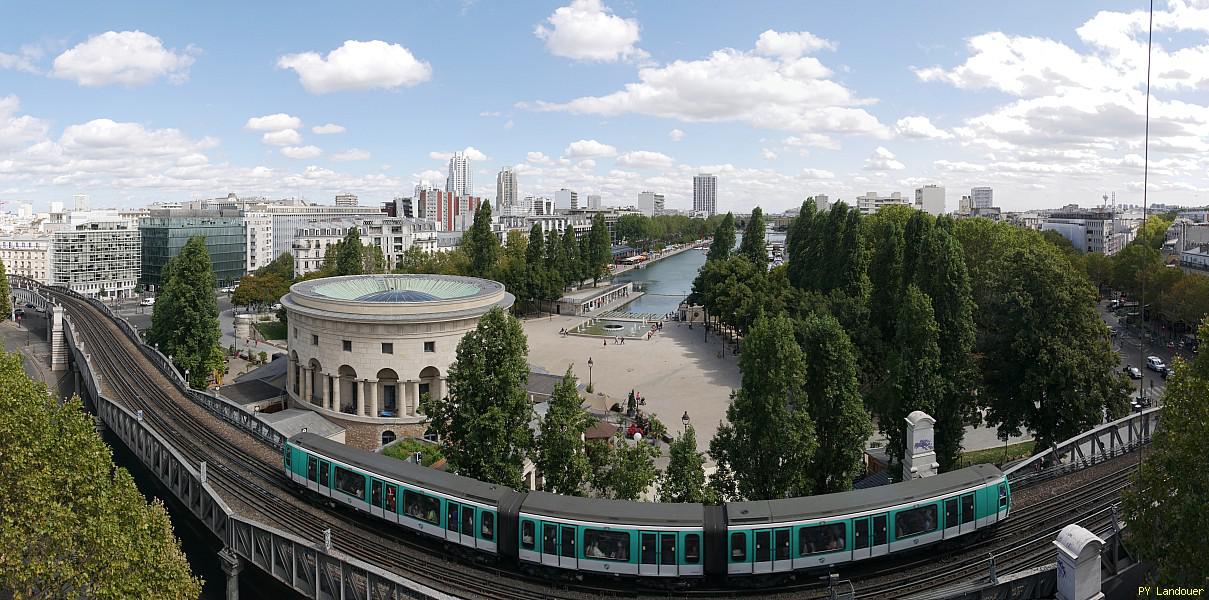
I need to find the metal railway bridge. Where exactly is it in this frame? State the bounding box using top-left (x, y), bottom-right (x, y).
top-left (8, 276), bottom-right (1162, 600)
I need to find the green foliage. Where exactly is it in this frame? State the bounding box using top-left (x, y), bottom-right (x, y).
top-left (362, 243), bottom-right (387, 274)
top-left (232, 272), bottom-right (290, 308)
top-left (657, 425), bottom-right (711, 504)
top-left (383, 438), bottom-right (445, 467)
top-left (589, 213), bottom-right (611, 284)
top-left (1111, 242), bottom-right (1162, 299)
top-left (877, 285), bottom-right (943, 468)
top-left (1122, 319), bottom-right (1209, 584)
top-left (710, 313), bottom-right (816, 500)
top-left (738, 207), bottom-right (768, 271)
top-left (394, 246), bottom-right (471, 276)
top-left (534, 367), bottom-right (593, 495)
top-left (148, 236), bottom-right (221, 388)
top-left (1135, 214), bottom-right (1174, 250)
top-left (560, 229), bottom-right (580, 289)
top-left (254, 321), bottom-right (286, 340)
top-left (707, 213), bottom-right (736, 262)
top-left (590, 436), bottom-right (661, 501)
top-left (463, 204), bottom-right (500, 278)
top-left (256, 252), bottom-right (295, 280)
top-left (786, 199), bottom-right (817, 288)
top-left (0, 258), bottom-right (10, 318)
top-left (0, 352), bottom-right (202, 598)
top-left (422, 307), bottom-right (533, 489)
top-left (336, 227), bottom-right (365, 276)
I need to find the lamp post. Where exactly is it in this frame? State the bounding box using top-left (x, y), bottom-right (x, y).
top-left (681, 411), bottom-right (690, 434)
top-left (587, 357), bottom-right (594, 390)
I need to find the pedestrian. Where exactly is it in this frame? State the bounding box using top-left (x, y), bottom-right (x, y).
top-left (603, 339), bottom-right (607, 348)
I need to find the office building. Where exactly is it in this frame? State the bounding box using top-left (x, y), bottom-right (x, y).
top-left (73, 194), bottom-right (89, 211)
top-left (812, 194), bottom-right (832, 212)
top-left (50, 201), bottom-right (64, 214)
top-left (267, 204), bottom-right (386, 259)
top-left (415, 189), bottom-right (483, 232)
top-left (586, 194), bottom-right (602, 210)
top-left (445, 152), bottom-right (472, 197)
top-left (244, 212), bottom-right (274, 272)
top-left (959, 195), bottom-right (974, 215)
top-left (395, 196), bottom-right (414, 218)
top-left (856, 192), bottom-right (911, 215)
top-left (693, 174), bottom-right (717, 216)
top-left (496, 167), bottom-right (518, 211)
top-left (335, 194), bottom-right (359, 207)
top-left (1040, 209), bottom-right (1127, 255)
top-left (636, 192), bottom-right (665, 217)
top-left (139, 209), bottom-right (247, 288)
top-left (50, 220), bottom-right (141, 298)
top-left (528, 196), bottom-right (554, 216)
top-left (0, 235), bottom-right (51, 283)
top-left (915, 185), bottom-right (946, 216)
top-left (971, 187), bottom-right (993, 209)
top-left (555, 188), bottom-right (579, 211)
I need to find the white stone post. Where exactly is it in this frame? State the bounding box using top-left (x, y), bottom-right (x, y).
top-left (1054, 524), bottom-right (1104, 600)
top-left (320, 373), bottom-right (330, 410)
top-left (368, 380), bottom-right (378, 418)
top-left (300, 367), bottom-right (311, 404)
top-left (903, 410), bottom-right (939, 480)
top-left (357, 379), bottom-right (367, 416)
top-left (408, 380), bottom-right (420, 415)
top-left (330, 374), bottom-right (341, 412)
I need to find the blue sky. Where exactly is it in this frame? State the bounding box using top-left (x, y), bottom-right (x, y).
top-left (2, 0), bottom-right (1208, 213)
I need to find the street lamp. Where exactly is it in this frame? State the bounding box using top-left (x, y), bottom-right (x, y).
top-left (587, 357), bottom-right (594, 390)
top-left (681, 411), bottom-right (690, 433)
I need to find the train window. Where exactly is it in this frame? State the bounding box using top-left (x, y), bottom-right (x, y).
top-left (755, 531), bottom-right (771, 562)
top-left (641, 533), bottom-right (657, 564)
top-left (661, 534), bottom-right (676, 565)
top-left (961, 495), bottom-right (975, 524)
top-left (873, 516), bottom-right (887, 546)
top-left (447, 503), bottom-right (459, 532)
top-left (285, 451), bottom-right (292, 470)
top-left (318, 461), bottom-right (330, 487)
top-left (999, 485), bottom-right (1008, 509)
top-left (543, 524), bottom-right (557, 555)
top-left (462, 507), bottom-right (475, 536)
top-left (403, 491), bottom-right (440, 525)
top-left (307, 457), bottom-right (317, 482)
top-left (799, 523), bottom-right (846, 555)
top-left (684, 534), bottom-right (700, 564)
top-left (775, 530), bottom-right (790, 560)
top-left (895, 505), bottom-right (938, 538)
top-left (945, 499), bottom-right (958, 528)
top-left (385, 486), bottom-right (396, 513)
top-left (561, 527), bottom-right (576, 557)
top-left (333, 466), bottom-right (365, 500)
top-left (730, 533), bottom-right (746, 562)
top-left (371, 481), bottom-right (382, 507)
top-left (521, 521), bottom-right (535, 550)
top-left (583, 530), bottom-right (629, 561)
top-left (854, 519), bottom-right (870, 550)
top-left (481, 512), bottom-right (494, 541)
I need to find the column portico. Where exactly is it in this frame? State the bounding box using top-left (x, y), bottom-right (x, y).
top-left (320, 373), bottom-right (330, 410)
top-left (407, 380), bottom-right (420, 416)
top-left (331, 374), bottom-right (341, 412)
top-left (368, 381), bottom-right (378, 418)
top-left (356, 379), bottom-right (367, 416)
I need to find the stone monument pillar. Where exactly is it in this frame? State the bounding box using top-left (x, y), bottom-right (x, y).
top-left (50, 305), bottom-right (67, 372)
top-left (903, 410), bottom-right (939, 480)
top-left (1053, 524), bottom-right (1104, 600)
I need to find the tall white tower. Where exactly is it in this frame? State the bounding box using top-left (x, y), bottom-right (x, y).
top-left (496, 167), bottom-right (518, 210)
top-left (445, 152), bottom-right (472, 197)
top-left (693, 174), bottom-right (717, 216)
top-left (73, 194), bottom-right (89, 211)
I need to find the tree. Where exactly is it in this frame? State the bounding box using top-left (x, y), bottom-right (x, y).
top-left (709, 313), bottom-right (816, 500)
top-left (797, 314), bottom-right (873, 493)
top-left (534, 367), bottom-right (593, 495)
top-left (256, 251), bottom-right (295, 280)
top-left (591, 435), bottom-right (661, 501)
top-left (1135, 214), bottom-right (1174, 250)
top-left (463, 203), bottom-right (500, 279)
top-left (902, 210), bottom-right (934, 286)
top-left (560, 229), bottom-right (580, 289)
top-left (0, 351), bottom-right (202, 598)
top-left (657, 425), bottom-right (711, 503)
top-left (738, 207), bottom-right (768, 272)
top-left (867, 218), bottom-right (905, 353)
top-left (707, 213), bottom-right (737, 262)
top-left (335, 227), bottom-right (365, 276)
top-left (786, 199), bottom-right (817, 289)
top-left (362, 244), bottom-right (387, 274)
top-left (589, 213), bottom-right (611, 285)
top-left (1122, 320), bottom-right (1209, 583)
top-left (0, 258), bottom-right (10, 319)
top-left (148, 237), bottom-right (221, 388)
top-left (422, 306), bottom-right (533, 488)
top-left (877, 285), bottom-right (943, 469)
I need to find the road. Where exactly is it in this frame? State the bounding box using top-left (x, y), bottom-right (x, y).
top-left (1099, 299), bottom-right (1188, 406)
top-left (109, 294), bottom-right (287, 360)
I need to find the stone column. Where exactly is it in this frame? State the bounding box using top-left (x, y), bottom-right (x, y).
top-left (408, 380), bottom-right (420, 415)
top-left (330, 374), bottom-right (341, 412)
top-left (320, 373), bottom-right (330, 410)
top-left (218, 547), bottom-right (243, 600)
top-left (287, 356), bottom-right (296, 395)
top-left (368, 380), bottom-right (378, 418)
top-left (300, 367), bottom-right (310, 404)
top-left (435, 377), bottom-right (445, 405)
top-left (356, 379), bottom-right (367, 416)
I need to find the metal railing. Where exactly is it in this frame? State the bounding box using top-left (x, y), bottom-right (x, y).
top-left (1004, 407), bottom-right (1161, 487)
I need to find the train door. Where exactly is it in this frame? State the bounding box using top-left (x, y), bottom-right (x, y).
top-left (559, 525), bottom-right (578, 570)
top-left (383, 485), bottom-right (398, 524)
top-left (306, 456), bottom-right (319, 492)
top-left (961, 493), bottom-right (976, 534)
top-left (870, 515), bottom-right (889, 557)
top-left (541, 523), bottom-right (559, 567)
top-left (640, 533), bottom-right (658, 576)
top-left (461, 506), bottom-right (478, 548)
top-left (728, 531), bottom-right (751, 575)
top-left (370, 480), bottom-right (385, 519)
top-left (682, 532), bottom-right (703, 577)
top-left (851, 518), bottom-right (871, 561)
top-left (997, 483), bottom-right (1010, 521)
top-left (773, 527), bottom-right (792, 572)
top-left (445, 501), bottom-right (464, 545)
top-left (752, 529), bottom-right (773, 574)
top-left (317, 460), bottom-right (331, 496)
top-left (943, 497), bottom-right (960, 540)
top-left (658, 533), bottom-right (678, 576)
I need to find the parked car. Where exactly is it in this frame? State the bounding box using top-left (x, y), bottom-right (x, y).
top-left (220, 286), bottom-right (235, 293)
top-left (1124, 365), bottom-right (1142, 380)
top-left (1145, 356), bottom-right (1166, 373)
top-left (140, 297), bottom-right (156, 306)
top-left (1131, 395), bottom-right (1153, 410)
top-left (270, 303), bottom-right (282, 311)
top-left (24, 303), bottom-right (34, 309)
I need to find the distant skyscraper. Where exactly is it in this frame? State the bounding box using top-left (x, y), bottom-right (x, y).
top-left (959, 195), bottom-right (973, 214)
top-left (496, 167), bottom-right (518, 211)
top-left (971, 186), bottom-right (993, 209)
top-left (693, 174), bottom-right (717, 216)
top-left (335, 193), bottom-right (358, 206)
top-left (446, 152), bottom-right (472, 197)
top-left (555, 188), bottom-right (579, 210)
top-left (586, 194), bottom-right (602, 210)
top-left (914, 185), bottom-right (945, 216)
top-left (73, 194), bottom-right (89, 211)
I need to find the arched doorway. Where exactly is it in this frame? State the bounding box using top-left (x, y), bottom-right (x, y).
top-left (377, 368), bottom-right (399, 417)
top-left (307, 358), bottom-right (323, 406)
top-left (381, 430), bottom-right (397, 446)
top-left (338, 365), bottom-right (358, 414)
top-left (418, 366), bottom-right (441, 414)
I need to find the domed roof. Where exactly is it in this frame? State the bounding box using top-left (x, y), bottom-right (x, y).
top-left (356, 289), bottom-right (441, 302)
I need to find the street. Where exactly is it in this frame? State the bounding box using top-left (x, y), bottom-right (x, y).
top-left (1099, 299), bottom-right (1189, 406)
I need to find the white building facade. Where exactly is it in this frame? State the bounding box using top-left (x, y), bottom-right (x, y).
top-left (445, 152), bottom-right (472, 196)
top-left (856, 192), bottom-right (911, 215)
top-left (244, 212), bottom-right (275, 272)
top-left (496, 167), bottom-right (518, 212)
top-left (555, 188), bottom-right (579, 211)
top-left (0, 235), bottom-right (51, 283)
top-left (637, 192), bottom-right (665, 217)
top-left (49, 220), bottom-right (141, 298)
top-left (971, 187), bottom-right (994, 209)
top-left (914, 185), bottom-right (946, 216)
top-left (693, 174), bottom-right (717, 216)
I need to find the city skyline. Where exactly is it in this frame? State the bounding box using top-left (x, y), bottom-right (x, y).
top-left (2, 1), bottom-right (1209, 213)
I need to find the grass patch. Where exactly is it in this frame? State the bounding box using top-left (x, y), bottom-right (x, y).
top-left (383, 438), bottom-right (444, 468)
top-left (960, 440), bottom-right (1036, 467)
top-left (254, 321), bottom-right (287, 340)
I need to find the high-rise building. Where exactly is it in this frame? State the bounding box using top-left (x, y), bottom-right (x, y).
top-left (17, 203), bottom-right (33, 218)
top-left (73, 194), bottom-right (89, 211)
top-left (971, 187), bottom-right (993, 209)
top-left (959, 195), bottom-right (973, 215)
top-left (243, 212), bottom-right (274, 272)
top-left (914, 185), bottom-right (946, 216)
top-left (496, 167), bottom-right (518, 211)
top-left (415, 188), bottom-right (483, 231)
top-left (586, 194), bottom-right (602, 210)
top-left (139, 209), bottom-right (247, 287)
top-left (693, 174), bottom-right (717, 216)
top-left (50, 220), bottom-right (141, 299)
top-left (555, 188), bottom-right (579, 211)
top-left (636, 192), bottom-right (665, 217)
top-left (812, 194), bottom-right (832, 212)
top-left (335, 193), bottom-right (359, 207)
top-left (445, 152), bottom-right (472, 197)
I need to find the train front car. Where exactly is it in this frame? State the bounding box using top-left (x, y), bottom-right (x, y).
top-left (283, 433), bottom-right (515, 556)
top-left (723, 464), bottom-right (1009, 577)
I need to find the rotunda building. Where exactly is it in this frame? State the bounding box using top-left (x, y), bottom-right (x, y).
top-left (283, 274), bottom-right (514, 449)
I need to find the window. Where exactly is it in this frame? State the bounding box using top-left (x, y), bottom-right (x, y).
top-left (543, 524), bottom-right (557, 556)
top-left (755, 531), bottom-right (771, 562)
top-left (999, 485), bottom-right (1009, 509)
top-left (684, 534), bottom-right (700, 564)
top-left (799, 523), bottom-right (846, 555)
top-left (962, 495), bottom-right (976, 524)
top-left (385, 486), bottom-right (396, 513)
top-left (895, 505), bottom-right (939, 538)
top-left (521, 521), bottom-right (536, 550)
top-left (561, 527), bottom-right (576, 557)
top-left (661, 535), bottom-right (677, 565)
top-left (775, 530), bottom-right (790, 560)
top-left (582, 529), bottom-right (629, 561)
top-left (293, 327), bottom-right (298, 337)
top-left (312, 334), bottom-right (319, 345)
top-left (641, 533), bottom-right (657, 564)
top-left (424, 341), bottom-right (435, 353)
top-left (854, 519), bottom-right (870, 550)
top-left (481, 512), bottom-right (495, 541)
top-left (342, 340), bottom-right (352, 352)
top-left (730, 533), bottom-right (746, 561)
top-left (318, 461), bottom-right (330, 487)
top-left (307, 457), bottom-right (317, 482)
top-left (382, 342), bottom-right (393, 354)
top-left (334, 466), bottom-right (366, 500)
top-left (403, 491), bottom-right (440, 525)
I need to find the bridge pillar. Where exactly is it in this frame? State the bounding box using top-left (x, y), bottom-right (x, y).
top-left (50, 305), bottom-right (67, 371)
top-left (1053, 524), bottom-right (1104, 600)
top-left (903, 410), bottom-right (939, 480)
top-left (218, 547), bottom-right (243, 600)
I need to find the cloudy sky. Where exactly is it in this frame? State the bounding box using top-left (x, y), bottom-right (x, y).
top-left (2, 0), bottom-right (1209, 213)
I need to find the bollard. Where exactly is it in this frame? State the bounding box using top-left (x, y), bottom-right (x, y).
top-left (1054, 524), bottom-right (1105, 600)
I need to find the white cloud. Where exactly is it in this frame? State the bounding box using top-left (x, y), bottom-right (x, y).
top-left (262, 129), bottom-right (302, 146)
top-left (51, 31), bottom-right (195, 86)
top-left (783, 134), bottom-right (840, 149)
top-left (535, 0), bottom-right (644, 62)
top-left (311, 123), bottom-right (345, 134)
top-left (430, 146), bottom-right (489, 162)
top-left (801, 168), bottom-right (835, 179)
top-left (277, 40), bottom-right (432, 94)
top-left (245, 113), bottom-right (302, 132)
top-left (895, 116), bottom-right (955, 140)
top-left (754, 30), bottom-right (836, 60)
top-left (934, 160), bottom-right (987, 173)
top-left (669, 129), bottom-right (686, 142)
top-left (479, 111), bottom-right (501, 117)
top-left (0, 96), bottom-right (50, 151)
top-left (281, 145), bottom-right (322, 159)
top-left (533, 31), bottom-right (886, 141)
top-left (864, 146), bottom-right (905, 171)
top-left (564, 139), bottom-right (617, 158)
top-left (527, 151), bottom-right (552, 164)
top-left (331, 148), bottom-right (371, 162)
top-left (429, 151), bottom-right (452, 161)
top-left (761, 148), bottom-right (778, 160)
top-left (616, 150), bottom-right (675, 169)
top-left (0, 45), bottom-right (42, 74)
top-left (414, 168), bottom-right (445, 182)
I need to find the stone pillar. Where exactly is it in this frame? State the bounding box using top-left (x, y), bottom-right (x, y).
top-left (368, 380), bottom-right (378, 418)
top-left (330, 374), bottom-right (341, 412)
top-left (287, 356), bottom-right (296, 395)
top-left (408, 380), bottom-right (420, 415)
top-left (435, 378), bottom-right (445, 405)
top-left (301, 367), bottom-right (311, 404)
top-left (903, 410), bottom-right (939, 480)
top-left (218, 547), bottom-right (243, 600)
top-left (50, 305), bottom-right (67, 371)
top-left (320, 373), bottom-right (330, 410)
top-left (356, 379), bottom-right (366, 416)
top-left (1054, 524), bottom-right (1104, 600)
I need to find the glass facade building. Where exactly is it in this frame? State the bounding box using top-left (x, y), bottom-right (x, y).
top-left (139, 209), bottom-right (247, 288)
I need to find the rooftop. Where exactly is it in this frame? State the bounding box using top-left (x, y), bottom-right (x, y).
top-left (297, 274), bottom-right (496, 304)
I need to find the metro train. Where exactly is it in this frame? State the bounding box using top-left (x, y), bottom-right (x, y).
top-left (284, 433), bottom-right (1010, 581)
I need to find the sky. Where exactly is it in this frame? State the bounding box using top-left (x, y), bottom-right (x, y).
top-left (2, 0), bottom-right (1209, 214)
